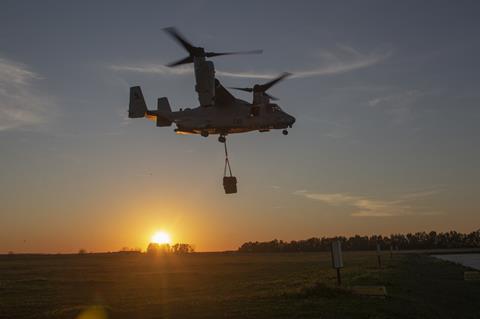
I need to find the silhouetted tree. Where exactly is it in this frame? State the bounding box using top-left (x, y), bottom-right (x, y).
top-left (147, 243), bottom-right (171, 255)
top-left (171, 243), bottom-right (195, 254)
top-left (238, 230), bottom-right (480, 253)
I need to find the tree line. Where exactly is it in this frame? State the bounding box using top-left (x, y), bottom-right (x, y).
top-left (238, 230), bottom-right (480, 253)
top-left (147, 243), bottom-right (195, 255)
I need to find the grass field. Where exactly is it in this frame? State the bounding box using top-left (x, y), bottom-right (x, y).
top-left (1, 251), bottom-right (479, 319)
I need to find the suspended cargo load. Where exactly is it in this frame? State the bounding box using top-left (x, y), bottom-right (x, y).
top-left (223, 176), bottom-right (237, 194)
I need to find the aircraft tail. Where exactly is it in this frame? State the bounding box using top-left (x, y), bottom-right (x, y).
top-left (155, 97), bottom-right (172, 127)
top-left (129, 86), bottom-right (148, 118)
top-left (129, 86), bottom-right (173, 127)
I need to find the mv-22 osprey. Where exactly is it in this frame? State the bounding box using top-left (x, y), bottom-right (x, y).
top-left (128, 28), bottom-right (296, 143)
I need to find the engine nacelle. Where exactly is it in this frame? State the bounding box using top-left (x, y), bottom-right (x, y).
top-left (194, 59), bottom-right (215, 106)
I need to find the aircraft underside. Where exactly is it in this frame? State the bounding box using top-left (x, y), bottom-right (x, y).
top-left (174, 126), bottom-right (266, 135)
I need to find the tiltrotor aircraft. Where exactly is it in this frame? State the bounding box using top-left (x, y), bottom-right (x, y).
top-left (128, 27), bottom-right (296, 143)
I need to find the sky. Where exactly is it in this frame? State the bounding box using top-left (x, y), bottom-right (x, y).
top-left (1, 1), bottom-right (479, 253)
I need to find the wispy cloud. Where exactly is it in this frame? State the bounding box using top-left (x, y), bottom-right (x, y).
top-left (109, 64), bottom-right (193, 76)
top-left (109, 45), bottom-right (392, 80)
top-left (368, 90), bottom-right (425, 125)
top-left (290, 45), bottom-right (392, 79)
top-left (0, 56), bottom-right (54, 131)
top-left (294, 187), bottom-right (442, 217)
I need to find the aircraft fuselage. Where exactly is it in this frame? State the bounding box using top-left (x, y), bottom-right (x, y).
top-left (170, 99), bottom-right (295, 135)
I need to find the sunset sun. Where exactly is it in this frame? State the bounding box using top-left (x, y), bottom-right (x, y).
top-left (151, 231), bottom-right (171, 245)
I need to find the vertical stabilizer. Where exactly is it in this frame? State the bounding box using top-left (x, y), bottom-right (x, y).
top-left (156, 97), bottom-right (172, 127)
top-left (129, 86), bottom-right (148, 118)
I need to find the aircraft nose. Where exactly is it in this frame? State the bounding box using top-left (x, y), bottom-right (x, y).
top-left (289, 115), bottom-right (296, 126)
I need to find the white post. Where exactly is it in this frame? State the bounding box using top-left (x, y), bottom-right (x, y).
top-left (331, 240), bottom-right (344, 285)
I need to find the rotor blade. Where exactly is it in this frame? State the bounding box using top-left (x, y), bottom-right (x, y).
top-left (166, 56), bottom-right (194, 67)
top-left (205, 49), bottom-right (263, 58)
top-left (163, 27), bottom-right (196, 54)
top-left (264, 93), bottom-right (278, 101)
top-left (258, 72), bottom-right (291, 92)
top-left (229, 87), bottom-right (254, 92)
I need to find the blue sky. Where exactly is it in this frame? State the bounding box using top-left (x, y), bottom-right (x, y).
top-left (1, 1), bottom-right (479, 252)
